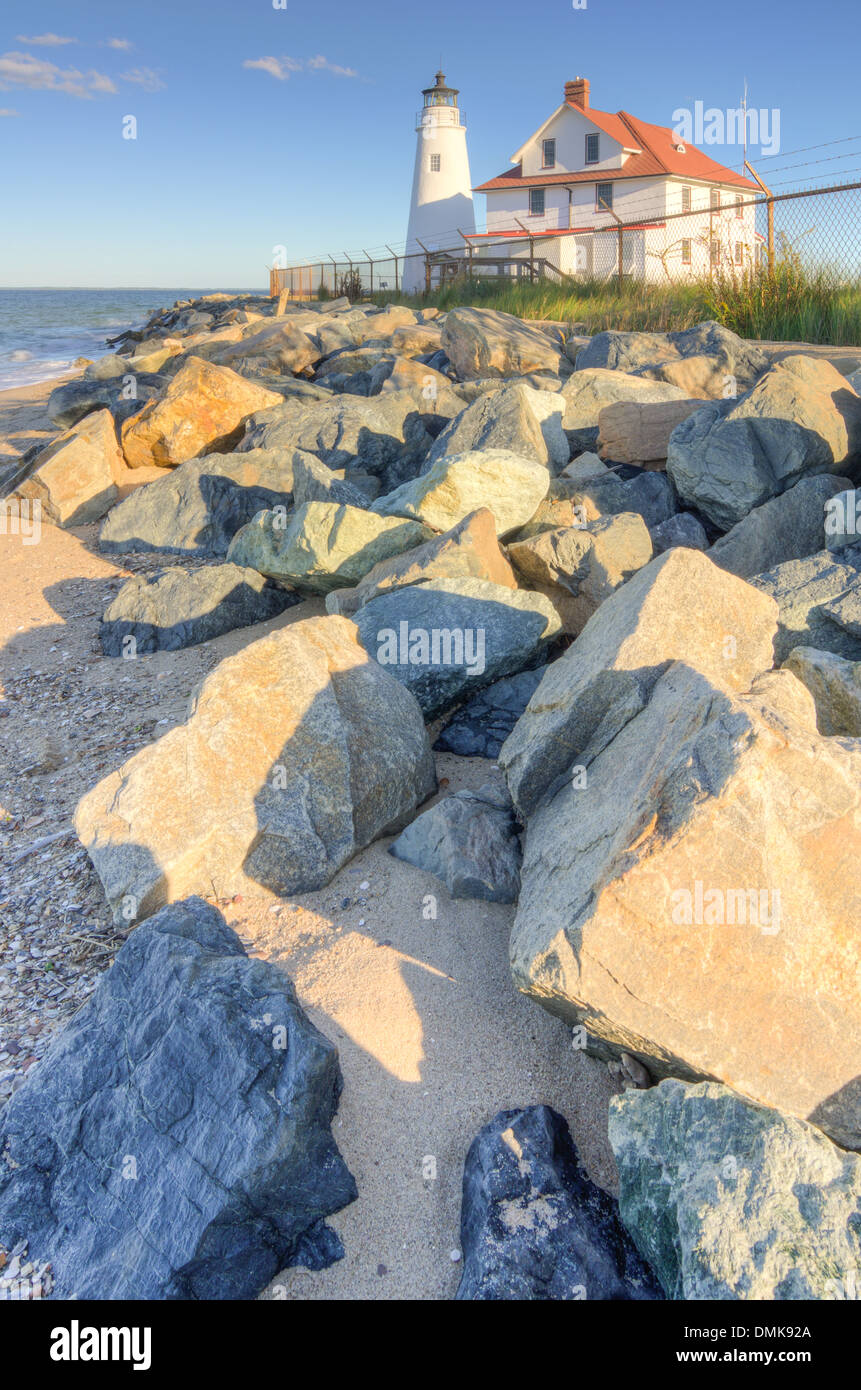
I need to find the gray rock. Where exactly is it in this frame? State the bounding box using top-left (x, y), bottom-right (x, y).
top-left (561, 369), bottom-right (692, 452)
top-left (609, 1079), bottom-right (861, 1300)
top-left (650, 512), bottom-right (708, 554)
top-left (99, 448), bottom-right (295, 556)
top-left (667, 356), bottom-right (861, 530)
top-left (434, 666), bottom-right (546, 758)
top-left (390, 780), bottom-right (521, 903)
top-left (0, 897), bottom-right (357, 1300)
top-left (708, 474), bottom-right (853, 578)
top-left (457, 1105), bottom-right (664, 1301)
top-left (576, 321), bottom-right (769, 397)
top-left (442, 307), bottom-right (567, 381)
top-left (426, 383), bottom-right (568, 471)
top-left (752, 548), bottom-right (861, 663)
top-left (290, 449), bottom-right (379, 509)
top-left (353, 578), bottom-right (561, 720)
top-left (784, 645), bottom-right (861, 736)
top-left (47, 373), bottom-right (165, 430)
top-left (100, 563), bottom-right (300, 655)
top-left (372, 448), bottom-right (550, 539)
top-left (825, 486), bottom-right (861, 551)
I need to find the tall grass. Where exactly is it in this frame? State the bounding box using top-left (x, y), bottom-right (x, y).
top-left (375, 259), bottom-right (861, 345)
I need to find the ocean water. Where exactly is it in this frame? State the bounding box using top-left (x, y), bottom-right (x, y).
top-left (0, 288), bottom-right (264, 392)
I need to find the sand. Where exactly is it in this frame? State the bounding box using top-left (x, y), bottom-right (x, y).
top-left (0, 373), bottom-right (75, 465)
top-left (0, 386), bottom-right (622, 1299)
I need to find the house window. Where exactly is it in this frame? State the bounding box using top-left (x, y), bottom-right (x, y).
top-left (735, 241), bottom-right (744, 265)
top-left (585, 133), bottom-right (600, 164)
top-left (529, 188), bottom-right (545, 216)
top-left (596, 182), bottom-right (613, 211)
top-left (710, 188), bottom-right (721, 210)
top-left (735, 195), bottom-right (744, 219)
top-left (681, 238), bottom-right (692, 265)
top-left (542, 138), bottom-right (556, 169)
top-left (681, 185), bottom-right (691, 212)
top-left (711, 239), bottom-right (721, 266)
top-left (429, 153), bottom-right (441, 172)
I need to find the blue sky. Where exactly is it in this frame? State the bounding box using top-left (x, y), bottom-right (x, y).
top-left (0, 0), bottom-right (857, 287)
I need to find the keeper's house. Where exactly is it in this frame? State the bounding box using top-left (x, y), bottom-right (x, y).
top-left (471, 78), bottom-right (763, 282)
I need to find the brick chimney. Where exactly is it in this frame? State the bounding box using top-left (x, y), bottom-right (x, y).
top-left (565, 76), bottom-right (590, 108)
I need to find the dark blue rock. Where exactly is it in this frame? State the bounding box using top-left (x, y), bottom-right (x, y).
top-left (0, 898), bottom-right (356, 1300)
top-left (456, 1105), bottom-right (664, 1300)
top-left (434, 666), bottom-right (545, 757)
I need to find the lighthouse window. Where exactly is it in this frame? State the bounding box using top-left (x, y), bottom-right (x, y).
top-left (529, 188), bottom-right (545, 216)
top-left (542, 138), bottom-right (556, 168)
top-left (429, 153), bottom-right (441, 172)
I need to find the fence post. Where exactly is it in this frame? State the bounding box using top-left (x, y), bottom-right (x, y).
top-left (364, 252), bottom-right (374, 296)
top-left (618, 226), bottom-right (624, 290)
top-left (745, 161), bottom-right (775, 273)
top-left (386, 246), bottom-right (399, 293)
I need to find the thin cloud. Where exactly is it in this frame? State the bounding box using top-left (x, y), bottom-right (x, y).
top-left (0, 51), bottom-right (118, 98)
top-left (16, 33), bottom-right (78, 46)
top-left (121, 67), bottom-right (165, 92)
top-left (243, 55), bottom-right (357, 80)
top-left (0, 107), bottom-right (20, 116)
top-left (104, 39), bottom-right (133, 51)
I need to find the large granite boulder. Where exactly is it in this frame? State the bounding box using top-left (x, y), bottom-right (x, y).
top-left (100, 563), bottom-right (300, 655)
top-left (667, 356), bottom-right (861, 530)
top-left (0, 897), bottom-right (357, 1300)
top-left (372, 449), bottom-right (550, 539)
top-left (752, 548), bottom-right (861, 663)
top-left (576, 321), bottom-right (769, 399)
top-left (75, 615), bottom-right (436, 923)
top-left (457, 1106), bottom-right (663, 1301)
top-left (120, 357), bottom-right (283, 468)
top-left (11, 409), bottom-right (125, 527)
top-left (508, 512), bottom-right (653, 631)
top-left (390, 780), bottom-right (521, 904)
top-left (47, 372), bottom-right (165, 430)
top-left (609, 1080), bottom-right (861, 1300)
top-left (326, 508), bottom-right (516, 617)
top-left (442, 307), bottom-right (567, 381)
top-left (434, 666), bottom-right (546, 758)
top-left (500, 547), bottom-right (777, 818)
top-left (426, 383), bottom-right (568, 470)
top-left (597, 397), bottom-right (710, 465)
top-left (227, 502), bottom-right (430, 595)
top-left (353, 578), bottom-right (561, 720)
top-left (209, 319), bottom-right (321, 375)
top-left (290, 449), bottom-right (377, 508)
top-left (511, 660), bottom-right (861, 1150)
top-left (784, 645), bottom-right (861, 736)
top-left (238, 390), bottom-right (435, 493)
top-left (560, 369), bottom-right (693, 452)
top-left (99, 448), bottom-right (296, 556)
top-left (708, 474), bottom-right (851, 578)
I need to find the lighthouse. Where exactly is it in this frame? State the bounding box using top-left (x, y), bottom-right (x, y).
top-left (403, 71), bottom-right (475, 294)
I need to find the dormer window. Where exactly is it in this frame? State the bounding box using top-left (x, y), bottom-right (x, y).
top-left (542, 138), bottom-right (556, 169)
top-left (585, 133), bottom-right (600, 164)
top-left (529, 188), bottom-right (546, 216)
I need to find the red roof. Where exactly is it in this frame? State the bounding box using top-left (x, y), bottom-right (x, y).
top-left (474, 102), bottom-right (759, 193)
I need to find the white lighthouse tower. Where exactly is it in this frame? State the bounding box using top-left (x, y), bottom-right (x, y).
top-left (403, 71), bottom-right (475, 294)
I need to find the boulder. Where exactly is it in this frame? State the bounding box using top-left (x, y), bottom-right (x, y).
top-left (99, 448), bottom-right (295, 556)
top-left (372, 449), bottom-right (550, 539)
top-left (597, 396), bottom-right (710, 465)
top-left (434, 666), bottom-right (546, 759)
top-left (650, 512), bottom-right (708, 554)
top-left (560, 369), bottom-right (693, 452)
top-left (0, 897), bottom-right (356, 1300)
top-left (47, 373), bottom-right (165, 431)
top-left (120, 357), bottom-right (283, 469)
top-left (290, 449), bottom-right (375, 508)
top-left (609, 1080), bottom-right (861, 1300)
top-left (667, 356), bottom-right (861, 530)
top-left (100, 563), bottom-right (300, 656)
top-left (326, 508), bottom-right (516, 617)
top-left (457, 1106), bottom-right (663, 1301)
top-left (825, 486), bottom-right (861, 551)
top-left (442, 307), bottom-right (567, 381)
top-left (784, 645), bottom-right (861, 736)
top-left (353, 578), bottom-right (561, 720)
top-left (752, 548), bottom-right (861, 663)
top-left (390, 323), bottom-right (444, 357)
top-left (390, 780), bottom-right (521, 904)
top-left (508, 513), bottom-right (653, 630)
top-left (227, 502), bottom-right (431, 595)
top-left (708, 474), bottom-right (852, 579)
top-left (426, 383), bottom-right (568, 470)
top-left (576, 321), bottom-right (769, 398)
top-left (75, 615), bottom-right (436, 922)
top-left (512, 660), bottom-right (861, 1150)
top-left (561, 451), bottom-right (608, 483)
top-left (12, 409), bottom-right (124, 527)
top-left (239, 390), bottom-right (435, 494)
top-left (500, 547), bottom-right (777, 817)
top-left (210, 320), bottom-right (320, 375)
top-left (373, 356), bottom-right (465, 420)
